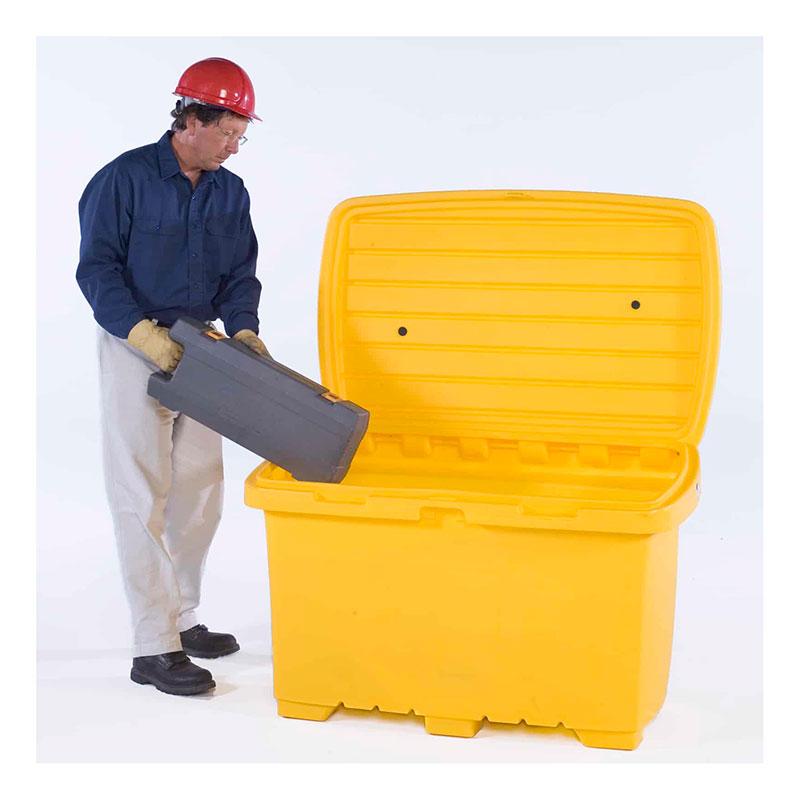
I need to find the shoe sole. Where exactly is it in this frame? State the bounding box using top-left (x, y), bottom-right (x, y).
top-left (181, 643), bottom-right (241, 659)
top-left (130, 669), bottom-right (216, 696)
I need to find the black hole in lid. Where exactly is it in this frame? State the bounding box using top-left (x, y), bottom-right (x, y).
top-left (631, 300), bottom-right (641, 309)
top-left (398, 326), bottom-right (408, 336)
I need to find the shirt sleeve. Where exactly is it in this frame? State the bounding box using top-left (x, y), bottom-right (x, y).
top-left (76, 163), bottom-right (146, 338)
top-left (215, 187), bottom-right (262, 337)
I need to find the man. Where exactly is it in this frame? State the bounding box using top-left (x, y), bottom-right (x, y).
top-left (76, 57), bottom-right (269, 696)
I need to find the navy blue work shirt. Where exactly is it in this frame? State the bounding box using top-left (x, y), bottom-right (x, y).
top-left (76, 131), bottom-right (261, 339)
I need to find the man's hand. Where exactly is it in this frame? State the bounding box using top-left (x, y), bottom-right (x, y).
top-left (234, 329), bottom-right (271, 358)
top-left (127, 319), bottom-right (184, 372)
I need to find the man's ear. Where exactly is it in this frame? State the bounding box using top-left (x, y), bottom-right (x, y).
top-left (185, 113), bottom-right (199, 137)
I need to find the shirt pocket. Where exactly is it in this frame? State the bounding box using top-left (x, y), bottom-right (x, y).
top-left (127, 216), bottom-right (186, 305)
top-left (204, 216), bottom-right (240, 277)
top-left (129, 216), bottom-right (184, 263)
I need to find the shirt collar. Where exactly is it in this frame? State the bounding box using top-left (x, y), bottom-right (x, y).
top-left (157, 131), bottom-right (219, 185)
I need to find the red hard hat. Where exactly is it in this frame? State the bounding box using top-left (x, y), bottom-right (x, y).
top-left (174, 57), bottom-right (261, 122)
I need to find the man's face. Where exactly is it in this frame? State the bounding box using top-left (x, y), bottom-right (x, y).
top-left (185, 112), bottom-right (249, 171)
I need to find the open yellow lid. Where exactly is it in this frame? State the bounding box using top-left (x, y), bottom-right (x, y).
top-left (318, 190), bottom-right (720, 447)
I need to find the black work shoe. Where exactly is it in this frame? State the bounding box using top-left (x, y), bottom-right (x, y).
top-left (180, 623), bottom-right (240, 659)
top-left (130, 651), bottom-right (215, 696)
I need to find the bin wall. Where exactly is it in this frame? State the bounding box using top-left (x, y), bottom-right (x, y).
top-left (263, 509), bottom-right (678, 737)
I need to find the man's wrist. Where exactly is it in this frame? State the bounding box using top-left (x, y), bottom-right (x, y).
top-left (225, 313), bottom-right (260, 338)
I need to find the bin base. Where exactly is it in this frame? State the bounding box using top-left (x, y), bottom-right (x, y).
top-left (424, 716), bottom-right (484, 738)
top-left (277, 699), bottom-right (338, 722)
top-left (574, 728), bottom-right (643, 750)
top-left (275, 699), bottom-right (645, 750)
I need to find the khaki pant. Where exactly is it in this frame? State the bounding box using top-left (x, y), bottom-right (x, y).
top-left (97, 327), bottom-right (224, 657)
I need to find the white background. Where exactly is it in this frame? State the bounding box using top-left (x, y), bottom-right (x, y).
top-left (37, 36), bottom-right (761, 762)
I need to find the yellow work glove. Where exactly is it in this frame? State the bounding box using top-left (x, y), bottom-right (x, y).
top-left (127, 319), bottom-right (184, 373)
top-left (233, 329), bottom-right (271, 358)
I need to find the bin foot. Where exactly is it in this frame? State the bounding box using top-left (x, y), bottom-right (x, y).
top-left (277, 699), bottom-right (338, 722)
top-left (424, 716), bottom-right (483, 738)
top-left (574, 728), bottom-right (643, 751)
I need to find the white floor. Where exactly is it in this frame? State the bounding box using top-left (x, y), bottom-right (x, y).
top-left (37, 524), bottom-right (762, 762)
top-left (36, 622), bottom-right (761, 763)
top-left (37, 419), bottom-right (762, 763)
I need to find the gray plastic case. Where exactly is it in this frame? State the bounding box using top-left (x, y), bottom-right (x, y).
top-left (147, 317), bottom-right (369, 483)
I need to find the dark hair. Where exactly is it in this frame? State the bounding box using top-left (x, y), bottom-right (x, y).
top-left (170, 100), bottom-right (247, 132)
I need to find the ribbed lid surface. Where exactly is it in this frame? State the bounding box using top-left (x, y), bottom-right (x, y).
top-left (318, 191), bottom-right (720, 446)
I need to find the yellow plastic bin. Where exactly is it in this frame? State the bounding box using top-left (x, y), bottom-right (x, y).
top-left (245, 190), bottom-right (720, 751)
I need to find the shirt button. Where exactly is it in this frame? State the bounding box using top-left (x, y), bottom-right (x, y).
top-left (194, 282), bottom-right (201, 289)
top-left (192, 252), bottom-right (198, 257)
